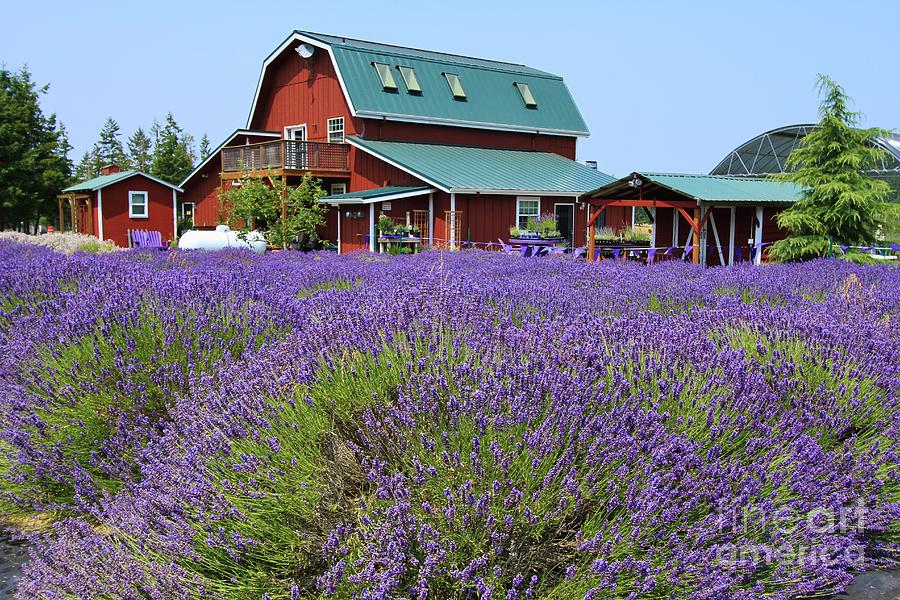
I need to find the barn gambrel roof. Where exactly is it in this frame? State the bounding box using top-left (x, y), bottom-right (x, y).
top-left (247, 31), bottom-right (590, 137)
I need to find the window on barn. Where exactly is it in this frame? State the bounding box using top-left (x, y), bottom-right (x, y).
top-left (129, 191), bottom-right (148, 218)
top-left (443, 73), bottom-right (466, 99)
top-left (327, 117), bottom-right (345, 143)
top-left (514, 82), bottom-right (537, 108)
top-left (373, 62), bottom-right (397, 90)
top-left (330, 183), bottom-right (347, 196)
top-left (516, 197), bottom-right (540, 230)
top-left (397, 66), bottom-right (422, 94)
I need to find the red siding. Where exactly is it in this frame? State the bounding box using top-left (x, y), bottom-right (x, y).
top-left (363, 120), bottom-right (577, 159)
top-left (94, 175), bottom-right (177, 247)
top-left (249, 43), bottom-right (356, 141)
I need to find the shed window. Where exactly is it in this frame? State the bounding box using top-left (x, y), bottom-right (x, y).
top-left (514, 82), bottom-right (537, 108)
top-left (397, 66), bottom-right (421, 94)
top-left (373, 62), bottom-right (397, 90)
top-left (327, 117), bottom-right (345, 143)
top-left (330, 183), bottom-right (347, 196)
top-left (129, 191), bottom-right (148, 218)
top-left (516, 197), bottom-right (540, 230)
top-left (443, 73), bottom-right (466, 99)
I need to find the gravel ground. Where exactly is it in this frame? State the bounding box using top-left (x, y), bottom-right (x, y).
top-left (0, 536), bottom-right (25, 598)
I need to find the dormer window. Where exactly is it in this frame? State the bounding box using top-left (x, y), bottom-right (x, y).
top-left (443, 73), bottom-right (466, 99)
top-left (514, 82), bottom-right (537, 108)
top-left (373, 62), bottom-right (397, 90)
top-left (397, 66), bottom-right (422, 94)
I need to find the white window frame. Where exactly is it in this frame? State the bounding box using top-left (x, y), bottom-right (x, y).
top-left (330, 183), bottom-right (347, 196)
top-left (284, 124), bottom-right (307, 141)
top-left (516, 196), bottom-right (540, 230)
top-left (129, 191), bottom-right (149, 219)
top-left (327, 117), bottom-right (345, 144)
top-left (181, 201), bottom-right (195, 222)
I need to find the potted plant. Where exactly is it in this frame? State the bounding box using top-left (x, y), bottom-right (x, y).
top-left (509, 214), bottom-right (564, 244)
top-left (378, 214), bottom-right (402, 239)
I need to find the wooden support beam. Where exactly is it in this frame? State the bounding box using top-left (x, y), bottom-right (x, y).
top-left (57, 197), bottom-right (65, 232)
top-left (281, 175), bottom-right (288, 250)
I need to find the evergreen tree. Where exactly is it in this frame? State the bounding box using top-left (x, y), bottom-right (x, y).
top-left (95, 117), bottom-right (129, 169)
top-left (74, 149), bottom-right (100, 180)
top-left (199, 133), bottom-right (211, 161)
top-left (127, 127), bottom-right (153, 171)
top-left (0, 66), bottom-right (72, 230)
top-left (769, 75), bottom-right (891, 262)
top-left (150, 113), bottom-right (195, 184)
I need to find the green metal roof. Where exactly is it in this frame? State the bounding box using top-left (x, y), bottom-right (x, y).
top-left (640, 173), bottom-right (804, 203)
top-left (64, 170), bottom-right (183, 193)
top-left (348, 137), bottom-right (615, 195)
top-left (320, 185), bottom-right (433, 204)
top-left (249, 32), bottom-right (590, 136)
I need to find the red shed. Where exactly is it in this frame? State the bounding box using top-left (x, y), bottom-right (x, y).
top-left (60, 166), bottom-right (182, 247)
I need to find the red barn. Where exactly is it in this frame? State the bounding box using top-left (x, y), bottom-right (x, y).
top-left (181, 31), bottom-right (619, 253)
top-left (60, 166), bottom-right (182, 248)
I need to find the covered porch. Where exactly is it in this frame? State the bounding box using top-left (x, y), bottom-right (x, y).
top-left (55, 192), bottom-right (93, 235)
top-left (582, 172), bottom-right (803, 265)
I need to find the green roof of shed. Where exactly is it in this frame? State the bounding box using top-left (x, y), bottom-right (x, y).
top-left (63, 170), bottom-right (183, 193)
top-left (585, 172), bottom-right (804, 204)
top-left (347, 137), bottom-right (615, 195)
top-left (249, 32), bottom-right (590, 136)
top-left (640, 173), bottom-right (804, 203)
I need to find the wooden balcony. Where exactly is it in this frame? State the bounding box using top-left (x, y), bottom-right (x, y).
top-left (221, 140), bottom-right (350, 177)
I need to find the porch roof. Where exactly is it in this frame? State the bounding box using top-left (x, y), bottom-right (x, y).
top-left (584, 172), bottom-right (804, 205)
top-left (320, 185), bottom-right (435, 205)
top-left (63, 170), bottom-right (183, 193)
top-left (347, 137), bottom-right (614, 195)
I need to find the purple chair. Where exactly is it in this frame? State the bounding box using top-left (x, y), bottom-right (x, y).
top-left (520, 245), bottom-right (534, 258)
top-left (573, 247), bottom-right (586, 260)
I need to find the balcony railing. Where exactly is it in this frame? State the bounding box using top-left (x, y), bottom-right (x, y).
top-left (221, 140), bottom-right (349, 173)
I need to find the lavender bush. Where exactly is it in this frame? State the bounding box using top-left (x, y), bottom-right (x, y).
top-left (0, 241), bottom-right (896, 599)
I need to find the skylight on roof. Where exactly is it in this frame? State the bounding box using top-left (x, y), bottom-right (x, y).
top-left (373, 62), bottom-right (397, 90)
top-left (514, 82), bottom-right (537, 108)
top-left (443, 73), bottom-right (466, 99)
top-left (397, 66), bottom-right (421, 94)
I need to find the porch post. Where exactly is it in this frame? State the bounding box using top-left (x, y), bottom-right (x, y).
top-left (754, 206), bottom-right (764, 265)
top-left (336, 207), bottom-right (342, 254)
top-left (369, 203), bottom-right (375, 253)
top-left (96, 190), bottom-right (104, 241)
top-left (281, 176), bottom-right (288, 250)
top-left (650, 207), bottom-right (657, 249)
top-left (692, 207), bottom-right (700, 264)
top-left (728, 206), bottom-right (736, 265)
top-left (172, 189), bottom-right (178, 241)
top-left (587, 204), bottom-right (596, 263)
top-left (449, 192), bottom-right (456, 249)
top-left (428, 192), bottom-right (434, 248)
top-left (57, 196), bottom-right (65, 232)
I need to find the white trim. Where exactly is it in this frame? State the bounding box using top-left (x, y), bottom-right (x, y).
top-left (709, 210), bottom-right (725, 266)
top-left (754, 206), bottom-right (764, 265)
top-left (330, 182), bottom-right (347, 196)
top-left (318, 187), bottom-right (434, 205)
top-left (728, 206), bottom-right (736, 265)
top-left (672, 208), bottom-right (679, 247)
top-left (182, 201), bottom-right (195, 220)
top-left (128, 190), bottom-right (149, 219)
top-left (178, 130), bottom-right (280, 189)
top-left (368, 204), bottom-right (375, 253)
top-left (428, 192), bottom-right (434, 247)
top-left (247, 32), bottom-right (357, 128)
top-left (449, 192), bottom-right (456, 248)
top-left (327, 116), bottom-right (345, 144)
top-left (353, 110), bottom-right (588, 137)
top-left (172, 189), bottom-right (178, 239)
top-left (516, 196), bottom-right (541, 230)
top-left (97, 188), bottom-right (104, 241)
top-left (336, 207), bottom-right (341, 254)
top-left (284, 124), bottom-right (307, 141)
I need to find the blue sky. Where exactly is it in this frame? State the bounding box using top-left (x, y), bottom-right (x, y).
top-left (3, 0), bottom-right (897, 178)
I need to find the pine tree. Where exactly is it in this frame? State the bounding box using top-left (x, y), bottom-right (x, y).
top-left (127, 127), bottom-right (153, 171)
top-left (199, 133), bottom-right (211, 161)
top-left (769, 75), bottom-right (891, 262)
top-left (150, 113), bottom-right (195, 184)
top-left (0, 66), bottom-right (72, 230)
top-left (95, 117), bottom-right (129, 169)
top-left (74, 149), bottom-right (100, 180)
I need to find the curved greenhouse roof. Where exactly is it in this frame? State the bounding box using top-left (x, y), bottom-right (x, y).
top-left (710, 124), bottom-right (900, 176)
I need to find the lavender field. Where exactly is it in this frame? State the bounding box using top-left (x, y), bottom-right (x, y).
top-left (0, 241), bottom-right (897, 599)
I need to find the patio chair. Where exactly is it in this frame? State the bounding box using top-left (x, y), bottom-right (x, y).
top-left (520, 245), bottom-right (534, 258)
top-left (534, 246), bottom-right (550, 257)
top-left (573, 247), bottom-right (586, 260)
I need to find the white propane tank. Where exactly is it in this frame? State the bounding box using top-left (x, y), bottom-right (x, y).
top-left (178, 225), bottom-right (267, 254)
